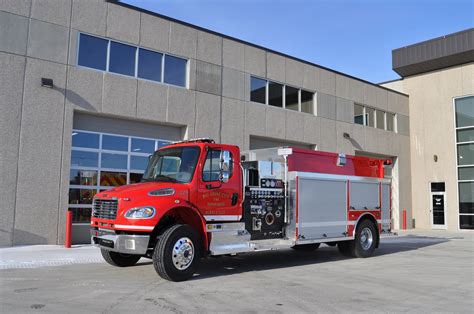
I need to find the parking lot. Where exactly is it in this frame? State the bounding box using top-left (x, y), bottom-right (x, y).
top-left (1, 231), bottom-right (473, 313)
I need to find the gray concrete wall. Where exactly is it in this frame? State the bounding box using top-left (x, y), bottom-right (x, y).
top-left (0, 0), bottom-right (411, 246)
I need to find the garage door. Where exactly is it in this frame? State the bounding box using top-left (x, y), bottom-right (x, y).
top-left (69, 114), bottom-right (182, 243)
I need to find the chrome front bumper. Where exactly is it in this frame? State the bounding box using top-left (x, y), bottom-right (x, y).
top-left (91, 229), bottom-right (150, 255)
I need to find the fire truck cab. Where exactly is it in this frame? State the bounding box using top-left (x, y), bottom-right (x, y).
top-left (91, 138), bottom-right (392, 281)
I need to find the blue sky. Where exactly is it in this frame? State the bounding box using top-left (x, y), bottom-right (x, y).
top-left (124, 0), bottom-right (473, 83)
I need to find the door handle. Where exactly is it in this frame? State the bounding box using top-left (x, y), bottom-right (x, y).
top-left (231, 193), bottom-right (238, 206)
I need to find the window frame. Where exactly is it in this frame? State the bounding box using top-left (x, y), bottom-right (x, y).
top-left (353, 103), bottom-right (397, 133)
top-left (201, 149), bottom-right (234, 182)
top-left (453, 95), bottom-right (474, 230)
top-left (76, 32), bottom-right (189, 89)
top-left (249, 75), bottom-right (315, 115)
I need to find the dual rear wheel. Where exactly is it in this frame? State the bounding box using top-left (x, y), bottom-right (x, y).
top-left (338, 219), bottom-right (378, 258)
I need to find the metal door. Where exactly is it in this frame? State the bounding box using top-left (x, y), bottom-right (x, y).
top-left (430, 182), bottom-right (446, 229)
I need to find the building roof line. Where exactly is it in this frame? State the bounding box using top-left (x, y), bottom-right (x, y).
top-left (108, 0), bottom-right (409, 97)
top-left (392, 28), bottom-right (474, 52)
top-left (378, 78), bottom-right (403, 85)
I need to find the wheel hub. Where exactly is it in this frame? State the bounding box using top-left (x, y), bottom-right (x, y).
top-left (172, 237), bottom-right (194, 270)
top-left (360, 227), bottom-right (373, 250)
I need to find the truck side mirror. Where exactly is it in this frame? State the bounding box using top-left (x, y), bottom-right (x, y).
top-left (220, 150), bottom-right (231, 183)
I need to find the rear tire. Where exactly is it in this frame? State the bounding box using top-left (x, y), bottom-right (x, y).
top-left (353, 219), bottom-right (378, 258)
top-left (152, 224), bottom-right (201, 282)
top-left (101, 249), bottom-right (141, 267)
top-left (292, 243), bottom-right (320, 251)
top-left (338, 219), bottom-right (378, 258)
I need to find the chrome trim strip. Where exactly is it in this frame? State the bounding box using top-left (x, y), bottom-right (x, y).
top-left (204, 215), bottom-right (242, 221)
top-left (114, 224), bottom-right (154, 230)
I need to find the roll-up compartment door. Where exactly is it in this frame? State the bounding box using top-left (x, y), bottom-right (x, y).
top-left (298, 177), bottom-right (347, 240)
top-left (349, 182), bottom-right (380, 210)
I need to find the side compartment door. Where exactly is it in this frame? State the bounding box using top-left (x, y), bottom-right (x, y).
top-left (197, 147), bottom-right (242, 221)
top-left (298, 177), bottom-right (347, 240)
top-left (381, 182), bottom-right (391, 231)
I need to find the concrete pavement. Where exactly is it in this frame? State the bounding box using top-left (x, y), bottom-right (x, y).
top-left (1, 231), bottom-right (473, 313)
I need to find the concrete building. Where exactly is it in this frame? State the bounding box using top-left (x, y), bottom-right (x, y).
top-left (382, 29), bottom-right (474, 231)
top-left (0, 0), bottom-right (412, 246)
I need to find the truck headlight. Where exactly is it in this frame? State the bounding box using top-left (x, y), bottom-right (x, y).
top-left (148, 188), bottom-right (175, 196)
top-left (124, 206), bottom-right (155, 219)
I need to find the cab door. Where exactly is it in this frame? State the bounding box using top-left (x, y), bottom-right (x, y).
top-left (196, 146), bottom-right (242, 221)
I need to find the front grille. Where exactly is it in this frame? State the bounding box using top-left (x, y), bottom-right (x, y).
top-left (92, 199), bottom-right (118, 220)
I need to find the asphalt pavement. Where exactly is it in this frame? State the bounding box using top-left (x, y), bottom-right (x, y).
top-left (1, 230), bottom-right (473, 313)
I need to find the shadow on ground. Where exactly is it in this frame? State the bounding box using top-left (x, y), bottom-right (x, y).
top-left (184, 235), bottom-right (450, 280)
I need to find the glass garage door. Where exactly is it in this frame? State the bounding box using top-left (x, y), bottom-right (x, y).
top-left (68, 130), bottom-right (171, 224)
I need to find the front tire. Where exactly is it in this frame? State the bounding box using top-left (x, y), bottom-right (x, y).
top-left (152, 224), bottom-right (201, 282)
top-left (101, 249), bottom-right (141, 267)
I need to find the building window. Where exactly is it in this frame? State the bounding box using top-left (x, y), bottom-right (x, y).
top-left (250, 76), bottom-right (267, 104)
top-left (285, 86), bottom-right (299, 111)
top-left (250, 76), bottom-right (315, 115)
top-left (138, 48), bottom-right (162, 82)
top-left (77, 34), bottom-right (108, 71)
top-left (354, 104), bottom-right (365, 125)
top-left (387, 112), bottom-right (396, 132)
top-left (109, 42), bottom-right (136, 76)
top-left (77, 33), bottom-right (187, 88)
top-left (376, 110), bottom-right (385, 130)
top-left (268, 82), bottom-right (283, 107)
top-left (366, 107), bottom-right (375, 127)
top-left (354, 104), bottom-right (397, 132)
top-left (68, 130), bottom-right (171, 223)
top-left (455, 96), bottom-right (474, 229)
top-left (301, 90), bottom-right (314, 114)
top-left (164, 55), bottom-right (187, 87)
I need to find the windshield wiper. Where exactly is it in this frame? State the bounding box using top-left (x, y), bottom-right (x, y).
top-left (154, 174), bottom-right (178, 183)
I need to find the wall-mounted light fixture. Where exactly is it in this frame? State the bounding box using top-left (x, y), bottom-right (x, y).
top-left (343, 132), bottom-right (351, 140)
top-left (41, 78), bottom-right (54, 88)
top-left (434, 155), bottom-right (438, 162)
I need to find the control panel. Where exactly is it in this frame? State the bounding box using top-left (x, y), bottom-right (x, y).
top-left (244, 187), bottom-right (285, 240)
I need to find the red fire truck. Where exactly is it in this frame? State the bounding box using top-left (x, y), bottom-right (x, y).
top-left (91, 139), bottom-right (392, 281)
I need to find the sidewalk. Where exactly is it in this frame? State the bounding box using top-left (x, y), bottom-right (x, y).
top-left (0, 245), bottom-right (103, 270)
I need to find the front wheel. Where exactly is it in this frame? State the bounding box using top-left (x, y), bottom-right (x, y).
top-left (152, 224), bottom-right (201, 282)
top-left (101, 249), bottom-right (141, 267)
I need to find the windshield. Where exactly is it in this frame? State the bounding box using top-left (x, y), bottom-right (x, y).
top-left (142, 146), bottom-right (200, 183)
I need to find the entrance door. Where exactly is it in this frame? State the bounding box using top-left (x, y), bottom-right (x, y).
top-left (430, 182), bottom-right (446, 229)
